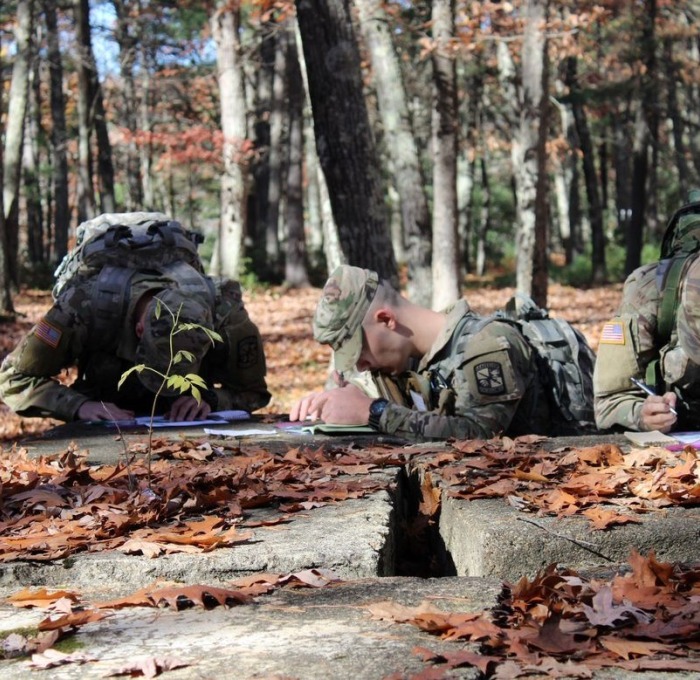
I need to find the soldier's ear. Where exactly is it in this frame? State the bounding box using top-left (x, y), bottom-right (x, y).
top-left (135, 319), bottom-right (146, 339)
top-left (375, 308), bottom-right (396, 330)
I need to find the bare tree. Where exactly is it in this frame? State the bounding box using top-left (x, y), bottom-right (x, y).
top-left (75, 0), bottom-right (98, 220)
top-left (284, 23), bottom-right (309, 288)
top-left (625, 0), bottom-right (658, 276)
top-left (295, 0), bottom-right (397, 283)
top-left (355, 0), bottom-right (432, 305)
top-left (211, 1), bottom-right (248, 278)
top-left (43, 0), bottom-right (70, 262)
top-left (430, 0), bottom-right (460, 309)
top-left (3, 0), bottom-right (34, 286)
top-left (512, 0), bottom-right (549, 306)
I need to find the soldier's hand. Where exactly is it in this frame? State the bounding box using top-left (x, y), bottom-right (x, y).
top-left (77, 401), bottom-right (135, 422)
top-left (290, 384), bottom-right (372, 425)
top-left (639, 392), bottom-right (678, 432)
top-left (167, 395), bottom-right (212, 421)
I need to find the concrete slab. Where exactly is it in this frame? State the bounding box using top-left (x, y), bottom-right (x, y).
top-left (438, 495), bottom-right (700, 581)
top-left (3, 427), bottom-right (700, 677)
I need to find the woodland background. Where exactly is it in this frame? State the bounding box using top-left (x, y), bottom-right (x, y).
top-left (0, 0), bottom-right (697, 436)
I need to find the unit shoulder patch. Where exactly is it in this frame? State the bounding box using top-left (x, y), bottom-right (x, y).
top-left (474, 361), bottom-right (506, 395)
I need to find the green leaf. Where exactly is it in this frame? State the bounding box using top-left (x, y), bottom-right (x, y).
top-left (205, 329), bottom-right (223, 344)
top-left (185, 373), bottom-right (208, 389)
top-left (155, 298), bottom-right (163, 319)
top-left (190, 386), bottom-right (202, 404)
top-left (176, 350), bottom-right (196, 364)
top-left (118, 364), bottom-right (146, 389)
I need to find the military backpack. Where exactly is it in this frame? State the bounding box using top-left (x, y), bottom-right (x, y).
top-left (495, 295), bottom-right (597, 432)
top-left (52, 212), bottom-right (215, 334)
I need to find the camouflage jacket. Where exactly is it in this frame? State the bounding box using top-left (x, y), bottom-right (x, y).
top-left (371, 300), bottom-right (561, 441)
top-left (593, 262), bottom-right (700, 431)
top-left (0, 274), bottom-right (270, 421)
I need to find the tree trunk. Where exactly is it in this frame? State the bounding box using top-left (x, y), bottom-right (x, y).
top-left (251, 19), bottom-right (275, 276)
top-left (0, 134), bottom-right (13, 315)
top-left (356, 0), bottom-right (432, 305)
top-left (112, 0), bottom-right (142, 210)
top-left (139, 51), bottom-right (154, 210)
top-left (293, 19), bottom-right (342, 275)
top-left (43, 0), bottom-right (69, 262)
top-left (430, 0), bottom-right (460, 310)
top-left (284, 25), bottom-right (309, 288)
top-left (76, 0), bottom-right (96, 221)
top-left (564, 56), bottom-right (606, 283)
top-left (266, 28), bottom-right (286, 279)
top-left (475, 156), bottom-right (491, 277)
top-left (664, 36), bottom-right (689, 201)
top-left (3, 0), bottom-right (34, 287)
top-left (23, 55), bottom-right (43, 265)
top-left (294, 0), bottom-right (397, 284)
top-left (512, 0), bottom-right (549, 307)
top-left (625, 0), bottom-right (657, 276)
top-left (211, 2), bottom-right (247, 279)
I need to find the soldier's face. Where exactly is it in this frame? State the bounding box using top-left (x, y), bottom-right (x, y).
top-left (355, 316), bottom-right (411, 376)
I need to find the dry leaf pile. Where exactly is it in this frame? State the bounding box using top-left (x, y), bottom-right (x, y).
top-left (421, 437), bottom-right (700, 530)
top-left (375, 550), bottom-right (700, 678)
top-left (2, 434), bottom-right (700, 564)
top-left (0, 442), bottom-right (403, 562)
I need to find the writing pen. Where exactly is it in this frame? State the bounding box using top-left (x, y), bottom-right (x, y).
top-left (630, 377), bottom-right (678, 416)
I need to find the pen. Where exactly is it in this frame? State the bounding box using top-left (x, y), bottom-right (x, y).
top-left (630, 377), bottom-right (678, 416)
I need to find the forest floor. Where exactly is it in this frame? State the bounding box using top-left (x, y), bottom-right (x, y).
top-left (0, 278), bottom-right (623, 445)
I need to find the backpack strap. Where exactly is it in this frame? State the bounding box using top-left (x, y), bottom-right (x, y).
top-left (648, 254), bottom-right (694, 390)
top-left (91, 266), bottom-right (137, 335)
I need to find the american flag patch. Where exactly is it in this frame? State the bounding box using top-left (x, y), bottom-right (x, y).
top-left (600, 321), bottom-right (625, 345)
top-left (34, 319), bottom-right (62, 348)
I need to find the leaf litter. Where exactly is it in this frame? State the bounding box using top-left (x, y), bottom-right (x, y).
top-left (4, 283), bottom-right (700, 674)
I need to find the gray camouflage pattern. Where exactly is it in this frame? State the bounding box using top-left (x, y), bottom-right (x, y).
top-left (0, 273), bottom-right (270, 421)
top-left (593, 259), bottom-right (700, 430)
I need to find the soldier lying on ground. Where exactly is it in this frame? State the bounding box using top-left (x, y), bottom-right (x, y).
top-left (290, 265), bottom-right (596, 441)
top-left (0, 281), bottom-right (270, 423)
top-left (594, 255), bottom-right (700, 433)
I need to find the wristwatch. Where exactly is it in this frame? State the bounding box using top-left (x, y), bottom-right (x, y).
top-left (368, 398), bottom-right (389, 430)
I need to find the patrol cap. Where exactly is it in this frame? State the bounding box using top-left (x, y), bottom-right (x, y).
top-left (312, 265), bottom-right (379, 372)
top-left (678, 255), bottom-right (700, 364)
top-left (135, 288), bottom-right (214, 395)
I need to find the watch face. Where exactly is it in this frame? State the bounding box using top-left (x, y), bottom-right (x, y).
top-left (370, 399), bottom-right (388, 416)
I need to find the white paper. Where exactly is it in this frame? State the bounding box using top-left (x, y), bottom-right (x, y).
top-left (669, 432), bottom-right (700, 445)
top-left (410, 390), bottom-right (427, 411)
top-left (203, 428), bottom-right (275, 437)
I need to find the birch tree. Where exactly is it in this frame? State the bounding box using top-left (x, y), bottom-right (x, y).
top-left (430, 0), bottom-right (460, 309)
top-left (512, 0), bottom-right (549, 306)
top-left (3, 0), bottom-right (34, 285)
top-left (211, 1), bottom-right (248, 278)
top-left (355, 0), bottom-right (432, 305)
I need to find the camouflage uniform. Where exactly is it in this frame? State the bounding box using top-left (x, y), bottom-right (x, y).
top-left (314, 265), bottom-right (572, 441)
top-left (593, 256), bottom-right (700, 430)
top-left (0, 272), bottom-right (270, 421)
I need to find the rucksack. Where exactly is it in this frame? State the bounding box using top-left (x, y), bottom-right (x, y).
top-left (52, 212), bottom-right (215, 334)
top-left (648, 191), bottom-right (700, 388)
top-left (495, 295), bottom-right (597, 432)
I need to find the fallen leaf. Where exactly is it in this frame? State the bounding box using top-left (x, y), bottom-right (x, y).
top-left (29, 648), bottom-right (96, 669)
top-left (106, 655), bottom-right (189, 678)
